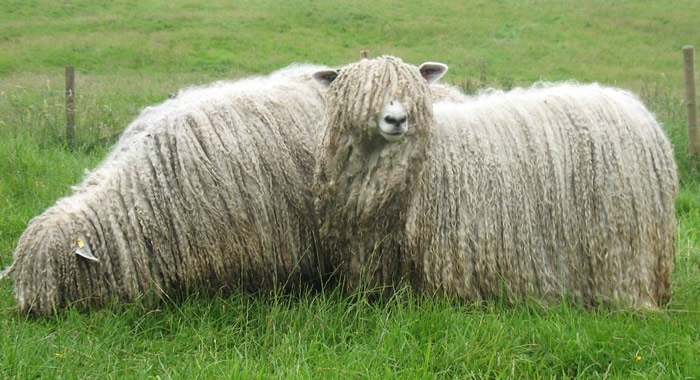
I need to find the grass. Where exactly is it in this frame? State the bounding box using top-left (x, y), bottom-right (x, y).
top-left (1, 288), bottom-right (697, 379)
top-left (0, 0), bottom-right (698, 378)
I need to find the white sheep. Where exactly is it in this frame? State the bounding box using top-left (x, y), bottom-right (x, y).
top-left (312, 56), bottom-right (678, 309)
top-left (2, 64), bottom-right (331, 315)
top-left (429, 82), bottom-right (471, 103)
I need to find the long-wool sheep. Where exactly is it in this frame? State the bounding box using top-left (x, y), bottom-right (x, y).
top-left (312, 56), bottom-right (678, 309)
top-left (429, 82), bottom-right (472, 103)
top-left (2, 64), bottom-right (330, 315)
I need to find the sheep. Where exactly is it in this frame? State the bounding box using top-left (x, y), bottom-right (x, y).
top-left (429, 82), bottom-right (471, 103)
top-left (1, 64), bottom-right (331, 315)
top-left (312, 56), bottom-right (678, 309)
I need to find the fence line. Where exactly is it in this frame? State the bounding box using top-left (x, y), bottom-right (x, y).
top-left (1, 64), bottom-right (254, 77)
top-left (0, 86), bottom-right (166, 98)
top-left (0, 90), bottom-right (161, 111)
top-left (65, 65), bottom-right (75, 147)
top-left (0, 67), bottom-right (234, 99)
top-left (2, 63), bottom-right (699, 155)
top-left (0, 84), bottom-right (65, 93)
top-left (683, 46), bottom-right (698, 175)
top-left (0, 100), bottom-right (49, 106)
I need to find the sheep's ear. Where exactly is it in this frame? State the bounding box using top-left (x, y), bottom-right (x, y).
top-left (419, 62), bottom-right (448, 84)
top-left (313, 69), bottom-right (340, 87)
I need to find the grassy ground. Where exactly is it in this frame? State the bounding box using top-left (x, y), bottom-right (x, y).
top-left (1, 0), bottom-right (698, 378)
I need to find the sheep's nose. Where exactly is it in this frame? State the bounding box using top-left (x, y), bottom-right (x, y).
top-left (384, 115), bottom-right (407, 127)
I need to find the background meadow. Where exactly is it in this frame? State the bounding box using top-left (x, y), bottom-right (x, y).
top-left (1, 0), bottom-right (698, 378)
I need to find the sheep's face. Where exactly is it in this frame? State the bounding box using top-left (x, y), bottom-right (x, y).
top-left (313, 56), bottom-right (447, 143)
top-left (376, 100), bottom-right (408, 141)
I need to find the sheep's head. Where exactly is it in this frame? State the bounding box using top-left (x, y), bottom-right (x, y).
top-left (313, 56), bottom-right (447, 144)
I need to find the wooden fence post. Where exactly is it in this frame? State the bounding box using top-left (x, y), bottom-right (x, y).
top-left (683, 46), bottom-right (698, 175)
top-left (65, 65), bottom-right (75, 147)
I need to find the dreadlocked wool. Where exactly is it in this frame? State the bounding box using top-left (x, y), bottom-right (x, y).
top-left (4, 64), bottom-right (329, 315)
top-left (429, 82), bottom-right (471, 103)
top-left (313, 56), bottom-right (678, 309)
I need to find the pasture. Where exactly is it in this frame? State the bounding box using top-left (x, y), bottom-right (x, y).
top-left (1, 0), bottom-right (698, 378)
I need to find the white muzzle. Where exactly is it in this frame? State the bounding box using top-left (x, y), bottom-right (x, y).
top-left (378, 101), bottom-right (408, 141)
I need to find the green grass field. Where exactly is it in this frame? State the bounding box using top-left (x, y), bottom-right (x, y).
top-left (1, 0), bottom-right (698, 378)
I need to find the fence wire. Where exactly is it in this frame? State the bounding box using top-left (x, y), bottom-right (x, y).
top-left (0, 84), bottom-right (66, 94)
top-left (0, 68), bottom-right (229, 103)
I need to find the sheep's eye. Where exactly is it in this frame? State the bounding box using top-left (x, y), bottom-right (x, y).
top-left (384, 116), bottom-right (392, 123)
top-left (399, 117), bottom-right (407, 124)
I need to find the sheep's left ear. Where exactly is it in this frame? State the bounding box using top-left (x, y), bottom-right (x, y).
top-left (419, 62), bottom-right (448, 84)
top-left (313, 69), bottom-right (340, 87)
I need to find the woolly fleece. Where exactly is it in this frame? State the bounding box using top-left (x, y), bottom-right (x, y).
top-left (7, 64), bottom-right (329, 315)
top-left (314, 56), bottom-right (677, 308)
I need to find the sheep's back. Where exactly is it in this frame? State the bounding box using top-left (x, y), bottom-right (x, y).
top-left (409, 83), bottom-right (677, 307)
top-left (429, 83), bottom-right (471, 103)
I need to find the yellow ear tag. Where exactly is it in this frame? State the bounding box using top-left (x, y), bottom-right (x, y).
top-left (75, 236), bottom-right (99, 262)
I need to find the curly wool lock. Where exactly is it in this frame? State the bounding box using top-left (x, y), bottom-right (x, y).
top-left (3, 64), bottom-right (330, 315)
top-left (313, 56), bottom-right (678, 309)
top-left (429, 82), bottom-right (472, 103)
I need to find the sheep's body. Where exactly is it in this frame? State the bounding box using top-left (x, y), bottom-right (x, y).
top-left (314, 56), bottom-right (677, 309)
top-left (429, 83), bottom-right (470, 103)
top-left (412, 84), bottom-right (677, 307)
top-left (7, 64), bottom-right (329, 315)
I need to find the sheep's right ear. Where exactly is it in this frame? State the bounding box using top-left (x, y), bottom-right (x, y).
top-left (419, 62), bottom-right (448, 84)
top-left (313, 69), bottom-right (339, 87)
